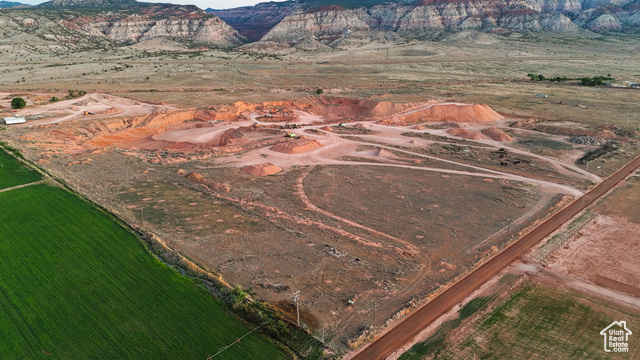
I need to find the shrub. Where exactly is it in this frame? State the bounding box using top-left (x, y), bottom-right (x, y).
top-left (11, 97), bottom-right (26, 109)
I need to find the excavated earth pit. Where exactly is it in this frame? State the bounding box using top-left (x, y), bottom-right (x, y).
top-left (21, 96), bottom-right (509, 164)
top-left (8, 94), bottom-right (613, 351)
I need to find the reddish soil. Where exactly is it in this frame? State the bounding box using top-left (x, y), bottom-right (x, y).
top-left (512, 120), bottom-right (638, 141)
top-left (547, 215), bottom-right (640, 297)
top-left (351, 154), bottom-right (640, 360)
top-left (241, 163), bottom-right (283, 176)
top-left (446, 128), bottom-right (486, 140)
top-left (20, 96), bottom-right (506, 164)
top-left (447, 128), bottom-right (470, 136)
top-left (9, 94), bottom-right (600, 354)
top-left (443, 122), bottom-right (463, 128)
top-left (462, 131), bottom-right (486, 140)
top-left (184, 172), bottom-right (231, 192)
top-left (396, 103), bottom-right (504, 124)
top-left (482, 127), bottom-right (514, 142)
top-left (270, 139), bottom-right (323, 154)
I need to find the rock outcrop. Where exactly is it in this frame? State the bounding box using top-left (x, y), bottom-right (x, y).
top-left (5, 0), bottom-right (639, 50)
top-left (61, 5), bottom-right (245, 46)
top-left (10, 0), bottom-right (248, 47)
top-left (213, 0), bottom-right (640, 47)
top-left (210, 1), bottom-right (298, 42)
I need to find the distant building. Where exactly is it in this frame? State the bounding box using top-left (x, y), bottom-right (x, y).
top-left (3, 117), bottom-right (26, 125)
top-left (631, 84), bottom-right (640, 89)
top-left (536, 94), bottom-right (548, 98)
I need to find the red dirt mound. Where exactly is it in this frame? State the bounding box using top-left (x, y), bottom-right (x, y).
top-left (443, 122), bottom-right (462, 128)
top-left (305, 98), bottom-right (377, 122)
top-left (185, 172), bottom-right (230, 192)
top-left (462, 131), bottom-right (487, 140)
top-left (241, 163), bottom-right (282, 176)
top-left (270, 139), bottom-right (323, 154)
top-left (413, 125), bottom-right (428, 130)
top-left (447, 128), bottom-right (470, 136)
top-left (482, 127), bottom-right (513, 142)
top-left (399, 104), bottom-right (504, 123)
top-left (165, 121), bottom-right (214, 131)
top-left (365, 101), bottom-right (414, 117)
top-left (211, 128), bottom-right (244, 147)
top-left (447, 128), bottom-right (486, 140)
top-left (320, 126), bottom-right (333, 132)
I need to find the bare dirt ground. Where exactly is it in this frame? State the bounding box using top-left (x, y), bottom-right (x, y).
top-left (1, 35), bottom-right (639, 356)
top-left (393, 152), bottom-right (640, 360)
top-left (547, 215), bottom-right (640, 297)
top-left (0, 92), bottom-right (171, 124)
top-left (0, 93), bottom-right (604, 351)
top-left (540, 174), bottom-right (640, 304)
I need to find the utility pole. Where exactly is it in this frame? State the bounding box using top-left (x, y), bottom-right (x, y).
top-left (374, 302), bottom-right (378, 334)
top-left (140, 205), bottom-right (144, 228)
top-left (293, 291), bottom-right (300, 327)
top-left (386, 47), bottom-right (390, 60)
top-left (322, 319), bottom-right (325, 343)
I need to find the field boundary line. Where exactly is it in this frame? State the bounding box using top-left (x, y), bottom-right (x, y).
top-left (350, 152), bottom-right (640, 360)
top-left (0, 180), bottom-right (48, 194)
top-left (0, 143), bottom-right (317, 359)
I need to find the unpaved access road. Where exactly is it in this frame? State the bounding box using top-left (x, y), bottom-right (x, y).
top-left (350, 154), bottom-right (640, 360)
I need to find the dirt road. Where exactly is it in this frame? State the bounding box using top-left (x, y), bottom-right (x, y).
top-left (351, 154), bottom-right (640, 360)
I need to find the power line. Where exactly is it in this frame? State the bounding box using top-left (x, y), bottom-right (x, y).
top-left (207, 321), bottom-right (270, 359)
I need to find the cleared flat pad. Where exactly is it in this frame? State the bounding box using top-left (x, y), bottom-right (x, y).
top-left (401, 281), bottom-right (640, 360)
top-left (0, 184), bottom-right (283, 360)
top-left (0, 149), bottom-right (41, 190)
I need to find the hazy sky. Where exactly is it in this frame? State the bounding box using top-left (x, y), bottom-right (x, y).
top-left (20, 1), bottom-right (284, 10)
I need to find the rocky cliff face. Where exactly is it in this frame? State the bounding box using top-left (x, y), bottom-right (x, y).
top-left (209, 1), bottom-right (299, 42)
top-left (42, 2), bottom-right (246, 47)
top-left (2, 0), bottom-right (638, 50)
top-left (573, 0), bottom-right (640, 31)
top-left (216, 0), bottom-right (640, 45)
top-left (69, 15), bottom-right (245, 46)
top-left (0, 0), bottom-right (246, 48)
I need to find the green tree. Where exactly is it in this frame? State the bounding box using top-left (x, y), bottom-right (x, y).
top-left (11, 97), bottom-right (26, 109)
top-left (316, 88), bottom-right (324, 95)
top-left (50, 96), bottom-right (59, 103)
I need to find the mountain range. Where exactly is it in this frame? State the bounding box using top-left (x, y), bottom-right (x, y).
top-left (0, 0), bottom-right (638, 50)
top-left (211, 0), bottom-right (640, 44)
top-left (0, 0), bottom-right (245, 48)
top-left (0, 1), bottom-right (28, 8)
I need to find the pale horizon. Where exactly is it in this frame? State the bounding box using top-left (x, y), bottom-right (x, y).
top-left (17, 0), bottom-right (287, 10)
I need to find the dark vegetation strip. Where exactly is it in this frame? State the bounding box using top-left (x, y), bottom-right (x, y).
top-left (0, 146), bottom-right (324, 358)
top-left (0, 184), bottom-right (286, 359)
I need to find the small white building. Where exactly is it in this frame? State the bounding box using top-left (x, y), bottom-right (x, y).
top-left (3, 117), bottom-right (26, 125)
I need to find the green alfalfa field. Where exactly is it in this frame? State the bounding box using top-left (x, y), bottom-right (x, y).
top-left (0, 147), bottom-right (41, 190)
top-left (0, 183), bottom-right (286, 359)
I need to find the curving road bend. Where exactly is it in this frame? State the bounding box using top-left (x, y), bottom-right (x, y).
top-left (351, 154), bottom-right (640, 360)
